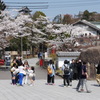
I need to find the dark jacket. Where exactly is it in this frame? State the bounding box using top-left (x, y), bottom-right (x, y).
top-left (96, 63), bottom-right (100, 74)
top-left (16, 59), bottom-right (23, 66)
top-left (81, 65), bottom-right (87, 79)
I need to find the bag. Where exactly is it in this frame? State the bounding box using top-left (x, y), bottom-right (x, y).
top-left (47, 66), bottom-right (52, 75)
top-left (64, 65), bottom-right (70, 75)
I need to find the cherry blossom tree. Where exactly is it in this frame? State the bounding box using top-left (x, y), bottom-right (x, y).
top-left (0, 11), bottom-right (14, 50)
top-left (0, 9), bottom-right (96, 55)
top-left (0, 11), bottom-right (33, 56)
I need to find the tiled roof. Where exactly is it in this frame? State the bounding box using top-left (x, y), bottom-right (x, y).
top-left (56, 51), bottom-right (81, 57)
top-left (73, 20), bottom-right (100, 32)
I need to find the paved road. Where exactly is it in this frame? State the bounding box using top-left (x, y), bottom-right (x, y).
top-left (0, 58), bottom-right (100, 100)
top-left (0, 79), bottom-right (100, 100)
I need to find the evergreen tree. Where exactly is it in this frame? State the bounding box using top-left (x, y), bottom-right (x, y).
top-left (82, 10), bottom-right (90, 20)
top-left (32, 11), bottom-right (46, 21)
top-left (0, 0), bottom-right (6, 11)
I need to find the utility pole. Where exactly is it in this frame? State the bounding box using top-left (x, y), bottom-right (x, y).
top-left (21, 35), bottom-right (23, 59)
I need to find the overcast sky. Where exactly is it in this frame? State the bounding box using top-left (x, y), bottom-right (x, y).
top-left (3, 0), bottom-right (100, 19)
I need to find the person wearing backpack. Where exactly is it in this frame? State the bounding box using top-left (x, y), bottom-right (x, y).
top-left (62, 60), bottom-right (71, 87)
top-left (47, 60), bottom-right (56, 85)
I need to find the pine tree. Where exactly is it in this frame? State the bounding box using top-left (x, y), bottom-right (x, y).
top-left (0, 0), bottom-right (6, 11)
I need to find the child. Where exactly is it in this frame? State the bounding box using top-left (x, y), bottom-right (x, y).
top-left (23, 60), bottom-right (29, 84)
top-left (28, 66), bottom-right (35, 86)
top-left (10, 63), bottom-right (16, 85)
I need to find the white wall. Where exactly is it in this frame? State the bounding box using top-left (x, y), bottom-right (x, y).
top-left (57, 56), bottom-right (77, 68)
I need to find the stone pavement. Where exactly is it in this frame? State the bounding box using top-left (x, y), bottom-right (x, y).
top-left (0, 58), bottom-right (100, 100)
top-left (0, 79), bottom-right (100, 100)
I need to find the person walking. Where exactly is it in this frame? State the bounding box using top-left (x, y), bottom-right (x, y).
top-left (76, 62), bottom-right (91, 93)
top-left (76, 60), bottom-right (82, 90)
top-left (96, 61), bottom-right (100, 86)
top-left (39, 57), bottom-right (44, 69)
top-left (62, 60), bottom-right (71, 87)
top-left (47, 60), bottom-right (56, 85)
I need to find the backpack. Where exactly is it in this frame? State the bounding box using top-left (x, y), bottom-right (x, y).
top-left (64, 64), bottom-right (70, 75)
top-left (47, 66), bottom-right (52, 75)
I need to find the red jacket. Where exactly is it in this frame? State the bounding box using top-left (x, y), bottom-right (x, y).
top-left (39, 59), bottom-right (43, 66)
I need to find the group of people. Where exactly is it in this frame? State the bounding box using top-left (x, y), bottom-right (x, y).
top-left (10, 56), bottom-right (100, 93)
top-left (47, 59), bottom-right (92, 93)
top-left (10, 56), bottom-right (35, 86)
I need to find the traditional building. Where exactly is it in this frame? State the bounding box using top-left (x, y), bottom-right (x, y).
top-left (91, 22), bottom-right (100, 28)
top-left (19, 6), bottom-right (32, 14)
top-left (56, 51), bottom-right (80, 68)
top-left (73, 20), bottom-right (100, 37)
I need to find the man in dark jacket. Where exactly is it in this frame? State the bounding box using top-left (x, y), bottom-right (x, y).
top-left (16, 56), bottom-right (23, 66)
top-left (76, 61), bottom-right (91, 93)
top-left (69, 59), bottom-right (75, 86)
top-left (96, 61), bottom-right (100, 86)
